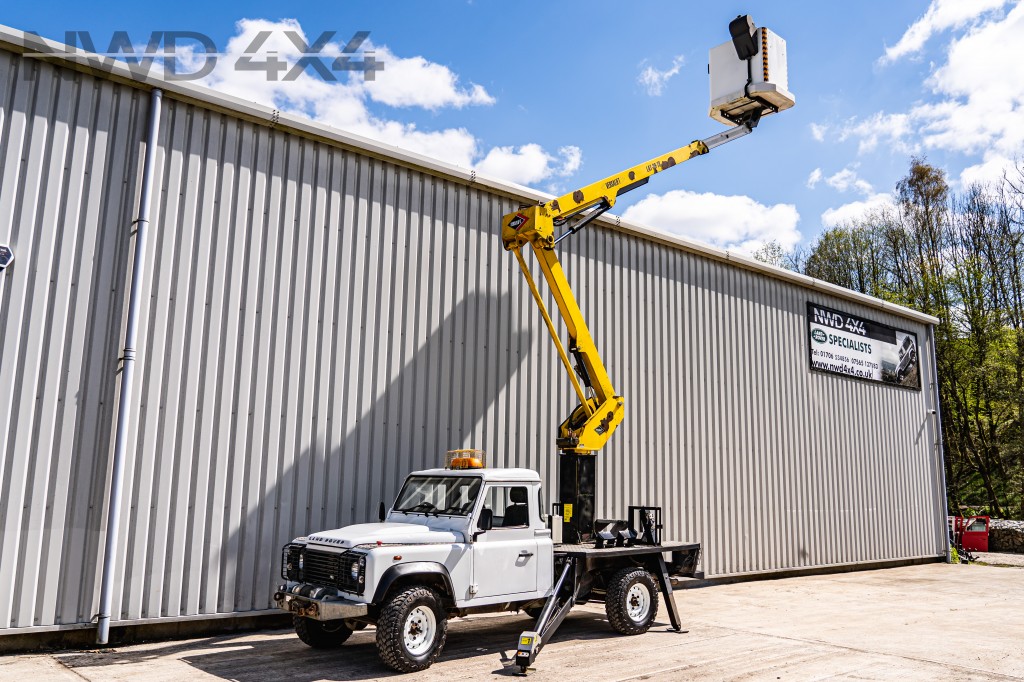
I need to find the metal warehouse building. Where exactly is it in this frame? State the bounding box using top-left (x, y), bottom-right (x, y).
top-left (0, 27), bottom-right (947, 642)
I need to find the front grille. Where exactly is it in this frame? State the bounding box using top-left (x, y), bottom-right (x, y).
top-left (280, 543), bottom-right (365, 595)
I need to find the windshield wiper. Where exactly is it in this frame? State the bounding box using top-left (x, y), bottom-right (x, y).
top-left (399, 501), bottom-right (439, 516)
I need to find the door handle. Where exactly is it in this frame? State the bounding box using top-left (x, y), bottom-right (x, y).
top-left (518, 550), bottom-right (534, 557)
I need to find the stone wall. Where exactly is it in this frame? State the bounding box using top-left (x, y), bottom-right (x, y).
top-left (989, 519), bottom-right (1024, 553)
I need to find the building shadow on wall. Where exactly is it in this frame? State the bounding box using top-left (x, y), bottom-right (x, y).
top-left (221, 291), bottom-right (532, 618)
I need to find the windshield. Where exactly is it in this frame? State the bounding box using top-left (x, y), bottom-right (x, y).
top-left (393, 476), bottom-right (482, 516)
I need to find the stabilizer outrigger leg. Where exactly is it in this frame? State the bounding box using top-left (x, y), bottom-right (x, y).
top-left (514, 557), bottom-right (581, 674)
top-left (655, 554), bottom-right (682, 631)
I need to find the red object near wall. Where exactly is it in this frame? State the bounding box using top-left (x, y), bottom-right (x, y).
top-left (951, 516), bottom-right (990, 552)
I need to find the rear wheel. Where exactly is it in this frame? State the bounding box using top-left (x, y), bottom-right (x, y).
top-left (605, 567), bottom-right (659, 635)
top-left (293, 615), bottom-right (352, 648)
top-left (376, 586), bottom-right (448, 672)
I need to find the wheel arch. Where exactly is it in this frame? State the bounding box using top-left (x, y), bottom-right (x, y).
top-left (372, 562), bottom-right (456, 607)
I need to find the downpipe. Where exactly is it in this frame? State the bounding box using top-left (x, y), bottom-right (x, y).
top-left (927, 323), bottom-right (951, 562)
top-left (96, 87), bottom-right (163, 645)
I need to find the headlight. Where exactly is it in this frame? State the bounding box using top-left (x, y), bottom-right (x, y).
top-left (281, 542), bottom-right (305, 581)
top-left (299, 553), bottom-right (304, 570)
top-left (352, 552), bottom-right (368, 577)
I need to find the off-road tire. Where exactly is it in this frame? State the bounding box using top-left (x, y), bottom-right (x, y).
top-left (605, 567), bottom-right (659, 635)
top-left (376, 586), bottom-right (448, 672)
top-left (293, 615), bottom-right (352, 648)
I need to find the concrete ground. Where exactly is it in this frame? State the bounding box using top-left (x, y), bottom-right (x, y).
top-left (3, 561), bottom-right (1023, 681)
top-left (975, 551), bottom-right (1024, 568)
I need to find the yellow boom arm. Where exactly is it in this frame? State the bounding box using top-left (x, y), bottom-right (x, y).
top-left (501, 120), bottom-right (758, 454)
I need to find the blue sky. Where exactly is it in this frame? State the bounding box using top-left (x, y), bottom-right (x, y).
top-left (5, 1), bottom-right (1022, 253)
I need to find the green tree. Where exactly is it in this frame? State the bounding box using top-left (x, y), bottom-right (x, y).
top-left (774, 158), bottom-right (1024, 518)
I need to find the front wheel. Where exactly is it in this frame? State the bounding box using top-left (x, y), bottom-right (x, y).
top-left (605, 567), bottom-right (659, 635)
top-left (293, 615), bottom-right (352, 648)
top-left (376, 586), bottom-right (448, 672)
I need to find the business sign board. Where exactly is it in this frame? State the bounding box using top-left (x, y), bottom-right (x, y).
top-left (807, 302), bottom-right (920, 390)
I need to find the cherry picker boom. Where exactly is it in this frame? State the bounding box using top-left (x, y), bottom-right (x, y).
top-left (502, 13), bottom-right (793, 547)
top-left (502, 14), bottom-right (794, 671)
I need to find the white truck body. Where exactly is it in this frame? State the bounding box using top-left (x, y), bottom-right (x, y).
top-left (276, 466), bottom-right (701, 675)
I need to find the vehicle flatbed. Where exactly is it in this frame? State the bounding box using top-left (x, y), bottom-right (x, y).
top-left (554, 540), bottom-right (700, 556)
top-left (554, 541), bottom-right (702, 577)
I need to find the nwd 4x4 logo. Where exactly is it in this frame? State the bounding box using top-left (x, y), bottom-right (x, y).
top-left (811, 328), bottom-right (828, 344)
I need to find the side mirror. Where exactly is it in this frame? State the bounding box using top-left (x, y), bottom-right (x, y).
top-left (378, 501), bottom-right (386, 522)
top-left (473, 508), bottom-right (493, 541)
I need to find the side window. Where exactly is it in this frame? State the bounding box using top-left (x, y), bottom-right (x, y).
top-left (482, 485), bottom-right (531, 529)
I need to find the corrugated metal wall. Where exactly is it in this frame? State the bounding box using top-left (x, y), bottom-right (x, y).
top-left (0, 51), bottom-right (145, 630)
top-left (0, 46), bottom-right (947, 634)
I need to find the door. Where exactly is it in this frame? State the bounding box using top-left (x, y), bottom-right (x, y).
top-left (961, 516), bottom-right (989, 552)
top-left (472, 485), bottom-right (539, 599)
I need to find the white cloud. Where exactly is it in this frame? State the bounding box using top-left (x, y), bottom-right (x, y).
top-left (621, 189), bottom-right (801, 254)
top-left (824, 166), bottom-right (874, 195)
top-left (475, 144), bottom-right (582, 186)
top-left (959, 153), bottom-right (1017, 186)
top-left (637, 56), bottom-right (685, 96)
top-left (362, 45), bottom-right (494, 110)
top-left (841, 3), bottom-right (1024, 169)
top-left (879, 0), bottom-right (1011, 64)
top-left (170, 18), bottom-right (577, 185)
top-left (914, 4), bottom-right (1024, 157)
top-left (838, 111), bottom-right (915, 155)
top-left (821, 193), bottom-right (894, 226)
top-left (806, 166), bottom-right (873, 195)
top-left (809, 123), bottom-right (827, 142)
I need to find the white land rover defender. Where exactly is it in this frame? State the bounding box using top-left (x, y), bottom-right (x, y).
top-left (275, 461), bottom-right (701, 673)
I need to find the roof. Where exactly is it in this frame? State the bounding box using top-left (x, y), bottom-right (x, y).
top-left (410, 468), bottom-right (542, 482)
top-left (0, 25), bottom-right (940, 327)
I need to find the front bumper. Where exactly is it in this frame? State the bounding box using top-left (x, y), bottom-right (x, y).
top-left (274, 583), bottom-right (369, 621)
